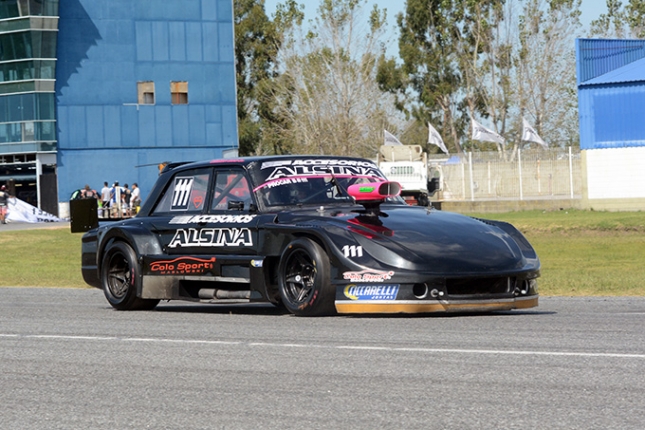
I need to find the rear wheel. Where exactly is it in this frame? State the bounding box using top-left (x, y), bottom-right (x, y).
top-left (101, 242), bottom-right (159, 310)
top-left (278, 238), bottom-right (336, 316)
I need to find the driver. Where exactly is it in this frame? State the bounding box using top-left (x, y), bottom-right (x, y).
top-left (289, 183), bottom-right (310, 203)
top-left (261, 186), bottom-right (290, 206)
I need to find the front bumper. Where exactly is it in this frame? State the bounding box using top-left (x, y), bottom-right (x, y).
top-left (333, 275), bottom-right (539, 314)
top-left (335, 294), bottom-right (538, 314)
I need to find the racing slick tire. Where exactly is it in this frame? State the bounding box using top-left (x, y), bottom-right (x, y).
top-left (101, 242), bottom-right (159, 311)
top-left (278, 238), bottom-right (336, 316)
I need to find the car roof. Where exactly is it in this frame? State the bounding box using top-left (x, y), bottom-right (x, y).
top-left (164, 155), bottom-right (376, 173)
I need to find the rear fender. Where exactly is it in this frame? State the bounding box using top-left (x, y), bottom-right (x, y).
top-left (97, 226), bottom-right (163, 296)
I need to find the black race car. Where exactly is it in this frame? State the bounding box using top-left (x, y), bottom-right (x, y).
top-left (81, 156), bottom-right (539, 316)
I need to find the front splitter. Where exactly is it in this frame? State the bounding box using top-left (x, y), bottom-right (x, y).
top-left (334, 295), bottom-right (538, 314)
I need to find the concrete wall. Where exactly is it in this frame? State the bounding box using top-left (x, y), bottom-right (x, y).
top-left (439, 199), bottom-right (582, 214)
top-left (581, 148), bottom-right (645, 211)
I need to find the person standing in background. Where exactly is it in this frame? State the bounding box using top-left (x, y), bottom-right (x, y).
top-left (0, 185), bottom-right (9, 224)
top-left (81, 184), bottom-right (99, 200)
top-left (122, 184), bottom-right (132, 217)
top-left (111, 181), bottom-right (123, 217)
top-left (131, 183), bottom-right (141, 214)
top-left (100, 182), bottom-right (111, 217)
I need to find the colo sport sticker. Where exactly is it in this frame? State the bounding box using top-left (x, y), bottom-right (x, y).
top-left (149, 257), bottom-right (216, 275)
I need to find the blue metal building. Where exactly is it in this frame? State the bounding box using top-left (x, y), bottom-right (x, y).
top-left (0, 0), bottom-right (238, 216)
top-left (576, 39), bottom-right (645, 210)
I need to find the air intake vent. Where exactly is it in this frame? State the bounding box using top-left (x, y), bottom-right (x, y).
top-left (445, 277), bottom-right (512, 296)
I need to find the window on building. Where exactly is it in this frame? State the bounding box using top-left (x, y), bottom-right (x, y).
top-left (137, 81), bottom-right (155, 105)
top-left (22, 121), bottom-right (34, 141)
top-left (171, 81), bottom-right (188, 105)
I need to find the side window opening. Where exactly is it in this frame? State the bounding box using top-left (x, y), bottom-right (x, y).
top-left (212, 171), bottom-right (253, 211)
top-left (151, 168), bottom-right (211, 215)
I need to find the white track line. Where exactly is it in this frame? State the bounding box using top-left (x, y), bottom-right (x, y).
top-left (1, 333), bottom-right (644, 359)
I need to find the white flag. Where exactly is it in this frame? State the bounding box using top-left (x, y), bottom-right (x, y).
top-left (384, 130), bottom-right (403, 146)
top-left (471, 118), bottom-right (505, 145)
top-left (522, 117), bottom-right (548, 148)
top-left (427, 122), bottom-right (449, 154)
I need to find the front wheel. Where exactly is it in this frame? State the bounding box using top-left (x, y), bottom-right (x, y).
top-left (101, 242), bottom-right (159, 310)
top-left (278, 238), bottom-right (336, 316)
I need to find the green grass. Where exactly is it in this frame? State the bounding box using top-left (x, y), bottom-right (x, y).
top-left (469, 209), bottom-right (645, 234)
top-left (0, 227), bottom-right (86, 288)
top-left (529, 232), bottom-right (644, 296)
top-left (466, 210), bottom-right (645, 296)
top-left (1, 209), bottom-right (644, 295)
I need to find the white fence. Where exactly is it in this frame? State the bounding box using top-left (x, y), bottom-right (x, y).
top-left (430, 148), bottom-right (581, 201)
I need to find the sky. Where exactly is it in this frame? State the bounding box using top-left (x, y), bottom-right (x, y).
top-left (263, 0), bottom-right (608, 56)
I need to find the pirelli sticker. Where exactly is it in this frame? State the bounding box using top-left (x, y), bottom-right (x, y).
top-left (343, 284), bottom-right (399, 301)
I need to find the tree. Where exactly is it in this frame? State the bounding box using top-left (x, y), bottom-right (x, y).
top-left (590, 0), bottom-right (645, 38)
top-left (454, 0), bottom-right (512, 153)
top-left (516, 0), bottom-right (582, 147)
top-left (378, 0), bottom-right (462, 153)
top-left (234, 0), bottom-right (283, 156)
top-left (261, 0), bottom-right (402, 157)
top-left (377, 0), bottom-right (507, 154)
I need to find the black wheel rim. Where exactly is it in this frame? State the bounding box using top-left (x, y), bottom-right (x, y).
top-left (106, 252), bottom-right (132, 299)
top-left (283, 249), bottom-right (316, 305)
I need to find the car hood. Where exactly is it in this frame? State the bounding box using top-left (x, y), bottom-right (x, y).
top-left (276, 205), bottom-right (538, 274)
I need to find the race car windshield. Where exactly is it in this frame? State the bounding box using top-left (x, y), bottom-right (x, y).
top-left (256, 176), bottom-right (401, 207)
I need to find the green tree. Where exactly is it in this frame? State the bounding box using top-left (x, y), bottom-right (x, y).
top-left (590, 0), bottom-right (645, 38)
top-left (517, 0), bottom-right (582, 147)
top-left (235, 0), bottom-right (297, 156)
top-left (455, 0), bottom-right (512, 152)
top-left (378, 0), bottom-right (506, 154)
top-left (262, 0), bottom-right (402, 157)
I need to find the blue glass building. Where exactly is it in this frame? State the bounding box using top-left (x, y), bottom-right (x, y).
top-left (0, 0), bottom-right (238, 216)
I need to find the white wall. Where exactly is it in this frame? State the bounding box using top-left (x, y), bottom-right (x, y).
top-left (585, 147), bottom-right (645, 199)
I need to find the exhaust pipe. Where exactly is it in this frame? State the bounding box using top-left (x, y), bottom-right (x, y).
top-left (198, 289), bottom-right (251, 300)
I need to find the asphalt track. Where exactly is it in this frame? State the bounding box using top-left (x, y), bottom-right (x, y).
top-left (1, 288), bottom-right (644, 429)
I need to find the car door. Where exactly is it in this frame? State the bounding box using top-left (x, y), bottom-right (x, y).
top-left (148, 167), bottom-right (213, 253)
top-left (146, 166), bottom-right (259, 277)
top-left (196, 167), bottom-right (259, 256)
top-left (165, 167), bottom-right (259, 270)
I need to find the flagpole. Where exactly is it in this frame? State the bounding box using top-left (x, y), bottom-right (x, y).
top-left (468, 152), bottom-right (474, 202)
top-left (461, 162), bottom-right (466, 200)
top-left (518, 148), bottom-right (523, 201)
top-left (569, 146), bottom-right (574, 199)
